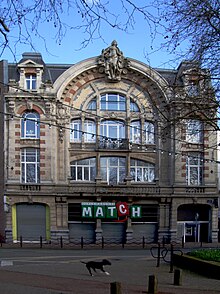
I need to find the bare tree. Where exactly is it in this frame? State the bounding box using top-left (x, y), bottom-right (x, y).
top-left (159, 0), bottom-right (220, 92)
top-left (0, 0), bottom-right (159, 58)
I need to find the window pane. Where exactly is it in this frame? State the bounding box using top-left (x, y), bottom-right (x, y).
top-left (130, 159), bottom-right (155, 182)
top-left (145, 122), bottom-right (155, 144)
top-left (186, 119), bottom-right (203, 143)
top-left (130, 121), bottom-right (141, 143)
top-left (100, 157), bottom-right (126, 184)
top-left (21, 148), bottom-right (39, 183)
top-left (21, 112), bottom-right (40, 139)
top-left (70, 158), bottom-right (96, 181)
top-left (87, 99), bottom-right (97, 110)
top-left (70, 120), bottom-right (82, 142)
top-left (100, 94), bottom-right (126, 111)
top-left (130, 100), bottom-right (139, 112)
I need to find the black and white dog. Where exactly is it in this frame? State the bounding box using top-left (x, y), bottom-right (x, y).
top-left (81, 259), bottom-right (111, 276)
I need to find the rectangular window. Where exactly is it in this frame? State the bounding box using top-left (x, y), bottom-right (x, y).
top-left (186, 153), bottom-right (203, 185)
top-left (100, 157), bottom-right (126, 184)
top-left (186, 119), bottom-right (203, 143)
top-left (25, 74), bottom-right (37, 90)
top-left (21, 148), bottom-right (40, 183)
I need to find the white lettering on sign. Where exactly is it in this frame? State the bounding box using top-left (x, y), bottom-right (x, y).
top-left (131, 206), bottom-right (141, 218)
top-left (119, 204), bottom-right (127, 215)
top-left (107, 206), bottom-right (117, 217)
top-left (82, 206), bottom-right (93, 217)
top-left (95, 207), bottom-right (105, 217)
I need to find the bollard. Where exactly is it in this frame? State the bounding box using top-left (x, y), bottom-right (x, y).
top-left (156, 243), bottom-right (161, 267)
top-left (60, 236), bottom-right (63, 248)
top-left (81, 237), bottom-right (83, 249)
top-left (174, 269), bottom-right (182, 286)
top-left (148, 275), bottom-right (158, 294)
top-left (169, 243), bottom-right (174, 273)
top-left (142, 236), bottom-right (145, 249)
top-left (20, 236), bottom-right (23, 248)
top-left (40, 236), bottom-right (43, 248)
top-left (110, 281), bottom-right (122, 294)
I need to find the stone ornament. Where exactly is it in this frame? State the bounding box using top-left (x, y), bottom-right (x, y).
top-left (97, 40), bottom-right (130, 81)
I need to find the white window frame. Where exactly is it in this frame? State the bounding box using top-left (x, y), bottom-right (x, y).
top-left (145, 121), bottom-right (155, 144)
top-left (100, 157), bottom-right (126, 184)
top-left (21, 112), bottom-right (40, 139)
top-left (186, 153), bottom-right (203, 185)
top-left (25, 74), bottom-right (37, 90)
top-left (100, 93), bottom-right (126, 111)
top-left (186, 119), bottom-right (203, 143)
top-left (130, 159), bottom-right (155, 182)
top-left (130, 121), bottom-right (141, 143)
top-left (84, 120), bottom-right (96, 143)
top-left (100, 120), bottom-right (125, 139)
top-left (21, 148), bottom-right (40, 183)
top-left (70, 120), bottom-right (82, 142)
top-left (70, 158), bottom-right (96, 181)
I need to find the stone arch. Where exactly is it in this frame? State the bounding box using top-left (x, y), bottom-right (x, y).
top-left (53, 58), bottom-right (173, 114)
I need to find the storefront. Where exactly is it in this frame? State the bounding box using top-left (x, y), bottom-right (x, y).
top-left (68, 202), bottom-right (159, 243)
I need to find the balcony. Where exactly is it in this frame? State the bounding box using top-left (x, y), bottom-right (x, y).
top-left (97, 137), bottom-right (129, 150)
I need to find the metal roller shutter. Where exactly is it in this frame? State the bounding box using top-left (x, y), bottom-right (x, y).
top-left (69, 223), bottom-right (96, 243)
top-left (102, 222), bottom-right (126, 244)
top-left (16, 203), bottom-right (46, 241)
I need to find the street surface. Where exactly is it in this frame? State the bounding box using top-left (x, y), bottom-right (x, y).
top-left (0, 247), bottom-right (220, 293)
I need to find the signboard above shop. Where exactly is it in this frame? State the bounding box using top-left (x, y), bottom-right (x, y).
top-left (81, 202), bottom-right (141, 219)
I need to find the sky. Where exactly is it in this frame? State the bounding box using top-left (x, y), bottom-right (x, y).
top-left (1, 1), bottom-right (181, 69)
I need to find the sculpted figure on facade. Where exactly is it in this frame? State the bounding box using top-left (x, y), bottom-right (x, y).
top-left (97, 40), bottom-right (130, 81)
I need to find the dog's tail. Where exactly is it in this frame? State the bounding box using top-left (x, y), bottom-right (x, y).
top-left (80, 261), bottom-right (87, 264)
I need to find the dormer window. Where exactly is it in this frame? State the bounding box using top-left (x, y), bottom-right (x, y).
top-left (25, 74), bottom-right (37, 90)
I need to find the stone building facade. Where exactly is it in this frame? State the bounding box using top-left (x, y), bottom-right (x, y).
top-left (1, 41), bottom-right (219, 244)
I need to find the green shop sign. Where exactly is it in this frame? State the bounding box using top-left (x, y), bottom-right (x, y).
top-left (81, 202), bottom-right (141, 219)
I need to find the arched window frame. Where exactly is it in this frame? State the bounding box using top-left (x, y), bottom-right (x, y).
top-left (21, 112), bottom-right (40, 139)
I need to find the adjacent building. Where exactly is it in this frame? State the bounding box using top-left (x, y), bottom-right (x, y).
top-left (0, 41), bottom-right (219, 244)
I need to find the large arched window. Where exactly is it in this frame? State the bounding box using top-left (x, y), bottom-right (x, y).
top-left (84, 120), bottom-right (96, 142)
top-left (70, 158), bottom-right (96, 181)
top-left (70, 119), bottom-right (82, 142)
top-left (21, 148), bottom-right (40, 183)
top-left (100, 120), bottom-right (125, 139)
top-left (100, 93), bottom-right (126, 111)
top-left (21, 112), bottom-right (40, 139)
top-left (130, 159), bottom-right (155, 182)
top-left (100, 157), bottom-right (126, 184)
